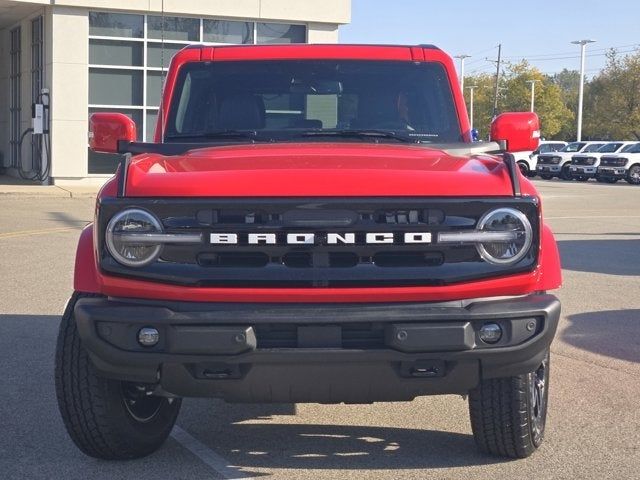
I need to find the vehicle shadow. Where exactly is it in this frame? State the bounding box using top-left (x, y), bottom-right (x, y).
top-left (178, 398), bottom-right (506, 471)
top-left (557, 239), bottom-right (640, 276)
top-left (562, 309), bottom-right (640, 363)
top-left (46, 211), bottom-right (91, 228)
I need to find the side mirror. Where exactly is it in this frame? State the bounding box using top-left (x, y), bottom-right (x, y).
top-left (490, 112), bottom-right (540, 152)
top-left (89, 113), bottom-right (137, 154)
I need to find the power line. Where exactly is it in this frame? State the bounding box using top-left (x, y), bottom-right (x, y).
top-left (464, 48), bottom-right (639, 77)
top-left (500, 43), bottom-right (640, 61)
top-left (469, 45), bottom-right (500, 57)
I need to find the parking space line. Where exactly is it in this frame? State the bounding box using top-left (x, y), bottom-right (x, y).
top-left (0, 226), bottom-right (80, 239)
top-left (171, 425), bottom-right (255, 480)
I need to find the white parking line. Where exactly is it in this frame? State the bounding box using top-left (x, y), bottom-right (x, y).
top-left (171, 425), bottom-right (255, 480)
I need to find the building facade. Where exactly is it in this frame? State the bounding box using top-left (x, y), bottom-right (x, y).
top-left (0, 0), bottom-right (351, 185)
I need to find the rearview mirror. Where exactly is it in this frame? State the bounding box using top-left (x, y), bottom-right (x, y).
top-left (89, 113), bottom-right (137, 154)
top-left (290, 78), bottom-right (343, 95)
top-left (490, 112), bottom-right (540, 152)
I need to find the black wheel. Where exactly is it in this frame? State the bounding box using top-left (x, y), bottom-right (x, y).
top-left (560, 165), bottom-right (573, 181)
top-left (468, 351), bottom-right (550, 458)
top-left (540, 174), bottom-right (553, 180)
top-left (576, 176), bottom-right (589, 182)
top-left (517, 161), bottom-right (529, 177)
top-left (626, 165), bottom-right (640, 185)
top-left (55, 294), bottom-right (181, 460)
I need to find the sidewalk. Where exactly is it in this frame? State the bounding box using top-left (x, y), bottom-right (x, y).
top-left (0, 176), bottom-right (100, 198)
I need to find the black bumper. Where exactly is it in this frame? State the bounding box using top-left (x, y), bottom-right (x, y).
top-left (597, 169), bottom-right (626, 180)
top-left (73, 294), bottom-right (560, 403)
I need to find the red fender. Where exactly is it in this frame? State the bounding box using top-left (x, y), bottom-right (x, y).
top-left (74, 224), bottom-right (101, 294)
top-left (537, 224), bottom-right (562, 291)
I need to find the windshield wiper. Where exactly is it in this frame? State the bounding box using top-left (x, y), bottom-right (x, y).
top-left (300, 129), bottom-right (421, 143)
top-left (164, 130), bottom-right (261, 141)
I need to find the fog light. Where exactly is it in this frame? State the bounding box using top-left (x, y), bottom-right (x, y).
top-left (138, 327), bottom-right (160, 347)
top-left (479, 323), bottom-right (502, 344)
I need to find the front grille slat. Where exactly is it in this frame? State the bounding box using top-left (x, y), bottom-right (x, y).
top-left (255, 323), bottom-right (385, 349)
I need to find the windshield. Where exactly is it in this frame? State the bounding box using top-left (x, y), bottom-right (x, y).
top-left (583, 143), bottom-right (605, 153)
top-left (539, 143), bottom-right (564, 153)
top-left (165, 60), bottom-right (462, 143)
top-left (597, 143), bottom-right (623, 153)
top-left (621, 143), bottom-right (639, 152)
top-left (561, 142), bottom-right (586, 152)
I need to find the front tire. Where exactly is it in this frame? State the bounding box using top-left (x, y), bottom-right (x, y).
top-left (626, 165), bottom-right (640, 185)
top-left (517, 161), bottom-right (529, 177)
top-left (540, 174), bottom-right (553, 180)
top-left (55, 294), bottom-right (181, 460)
top-left (560, 165), bottom-right (573, 181)
top-left (468, 351), bottom-right (550, 458)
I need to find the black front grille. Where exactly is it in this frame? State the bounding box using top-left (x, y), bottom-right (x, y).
top-left (98, 197), bottom-right (540, 287)
top-left (537, 155), bottom-right (557, 165)
top-left (572, 156), bottom-right (595, 166)
top-left (255, 323), bottom-right (385, 349)
top-left (601, 156), bottom-right (627, 167)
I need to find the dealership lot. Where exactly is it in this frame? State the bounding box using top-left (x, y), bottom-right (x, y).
top-left (1, 179), bottom-right (639, 480)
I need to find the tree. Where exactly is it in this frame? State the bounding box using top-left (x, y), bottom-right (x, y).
top-left (582, 49), bottom-right (640, 140)
top-left (464, 62), bottom-right (573, 140)
top-left (550, 69), bottom-right (580, 140)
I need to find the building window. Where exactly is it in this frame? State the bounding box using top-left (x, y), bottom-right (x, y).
top-left (257, 23), bottom-right (307, 44)
top-left (203, 20), bottom-right (253, 44)
top-left (9, 27), bottom-right (21, 169)
top-left (88, 12), bottom-right (307, 174)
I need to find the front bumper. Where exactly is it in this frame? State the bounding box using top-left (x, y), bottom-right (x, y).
top-left (597, 166), bottom-right (627, 179)
top-left (73, 293), bottom-right (560, 403)
top-left (537, 164), bottom-right (561, 175)
top-left (570, 166), bottom-right (597, 177)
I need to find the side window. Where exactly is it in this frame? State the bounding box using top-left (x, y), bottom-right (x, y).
top-left (306, 95), bottom-right (339, 129)
top-left (174, 73), bottom-right (192, 133)
top-left (262, 93), bottom-right (305, 128)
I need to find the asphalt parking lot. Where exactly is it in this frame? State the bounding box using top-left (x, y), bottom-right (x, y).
top-left (1, 179), bottom-right (639, 479)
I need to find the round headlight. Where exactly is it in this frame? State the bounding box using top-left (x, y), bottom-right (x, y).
top-left (106, 209), bottom-right (163, 267)
top-left (476, 208), bottom-right (533, 265)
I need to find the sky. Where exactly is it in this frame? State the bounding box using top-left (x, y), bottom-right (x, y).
top-left (340, 0), bottom-right (640, 78)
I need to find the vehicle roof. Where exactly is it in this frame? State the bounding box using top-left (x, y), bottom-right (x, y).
top-left (183, 43), bottom-right (440, 51)
top-left (171, 43), bottom-right (448, 64)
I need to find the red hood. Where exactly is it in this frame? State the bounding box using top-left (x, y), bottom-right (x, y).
top-left (124, 143), bottom-right (515, 197)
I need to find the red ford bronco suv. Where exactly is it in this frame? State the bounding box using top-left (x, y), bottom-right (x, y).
top-left (55, 44), bottom-right (561, 460)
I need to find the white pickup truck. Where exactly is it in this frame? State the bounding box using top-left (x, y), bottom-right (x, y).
top-left (512, 141), bottom-right (566, 178)
top-left (536, 141), bottom-right (606, 180)
top-left (570, 141), bottom-right (638, 181)
top-left (597, 142), bottom-right (640, 184)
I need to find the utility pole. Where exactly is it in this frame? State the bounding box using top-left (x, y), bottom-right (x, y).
top-left (526, 80), bottom-right (539, 112)
top-left (454, 54), bottom-right (471, 91)
top-left (492, 44), bottom-right (502, 118)
top-left (571, 39), bottom-right (596, 141)
top-left (467, 85), bottom-right (478, 130)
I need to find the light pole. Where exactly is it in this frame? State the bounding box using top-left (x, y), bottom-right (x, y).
top-left (454, 54), bottom-right (471, 91)
top-left (466, 85), bottom-right (478, 130)
top-left (526, 80), bottom-right (539, 112)
top-left (571, 39), bottom-right (596, 141)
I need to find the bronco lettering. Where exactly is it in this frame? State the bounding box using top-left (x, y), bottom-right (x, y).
top-left (209, 232), bottom-right (434, 245)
